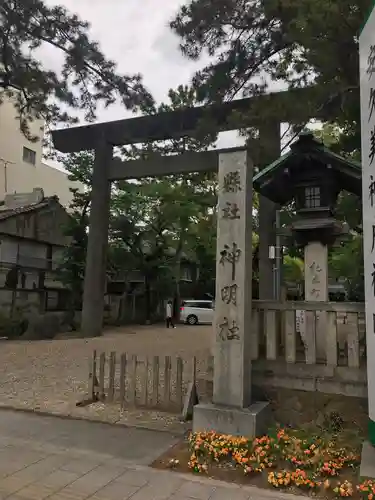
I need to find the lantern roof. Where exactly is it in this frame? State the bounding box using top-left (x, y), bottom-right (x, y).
top-left (253, 131), bottom-right (362, 204)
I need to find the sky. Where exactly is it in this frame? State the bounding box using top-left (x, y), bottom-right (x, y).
top-left (41, 0), bottom-right (318, 165)
top-left (42, 0), bottom-right (245, 150)
top-left (43, 0), bottom-right (204, 108)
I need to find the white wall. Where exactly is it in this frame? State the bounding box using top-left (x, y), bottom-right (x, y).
top-left (0, 95), bottom-right (83, 207)
top-left (35, 162), bottom-right (81, 207)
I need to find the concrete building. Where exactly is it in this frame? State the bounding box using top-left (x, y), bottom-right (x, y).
top-left (0, 95), bottom-right (82, 206)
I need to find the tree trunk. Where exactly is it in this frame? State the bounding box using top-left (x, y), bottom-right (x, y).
top-left (174, 238), bottom-right (183, 322)
top-left (10, 290), bottom-right (16, 319)
top-left (117, 281), bottom-right (128, 324)
top-left (174, 280), bottom-right (181, 322)
top-left (66, 289), bottom-right (79, 331)
top-left (145, 275), bottom-right (151, 324)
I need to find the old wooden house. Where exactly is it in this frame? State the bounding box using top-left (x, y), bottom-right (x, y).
top-left (0, 188), bottom-right (71, 313)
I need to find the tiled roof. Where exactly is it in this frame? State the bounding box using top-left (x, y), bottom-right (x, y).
top-left (253, 131), bottom-right (361, 187)
top-left (253, 131), bottom-right (362, 204)
top-left (0, 196), bottom-right (58, 221)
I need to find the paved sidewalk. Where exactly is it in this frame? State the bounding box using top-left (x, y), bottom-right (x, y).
top-left (0, 410), bottom-right (304, 500)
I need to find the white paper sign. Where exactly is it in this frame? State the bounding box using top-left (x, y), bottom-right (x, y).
top-left (360, 4), bottom-right (375, 439)
top-left (295, 309), bottom-right (306, 346)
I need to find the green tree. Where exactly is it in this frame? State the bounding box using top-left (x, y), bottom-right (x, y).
top-left (113, 85), bottom-right (218, 320)
top-left (0, 0), bottom-right (153, 139)
top-left (283, 254), bottom-right (304, 288)
top-left (330, 235), bottom-right (364, 301)
top-left (56, 152), bottom-right (92, 320)
top-left (314, 123), bottom-right (362, 231)
top-left (171, 0), bottom-right (370, 155)
top-left (110, 180), bottom-right (176, 323)
top-left (58, 86), bottom-right (219, 325)
top-left (312, 123), bottom-right (364, 298)
top-left (110, 175), bottom-right (217, 323)
top-left (170, 0), bottom-right (368, 302)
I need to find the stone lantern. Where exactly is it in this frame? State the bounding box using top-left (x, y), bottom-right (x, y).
top-left (253, 130), bottom-right (361, 324)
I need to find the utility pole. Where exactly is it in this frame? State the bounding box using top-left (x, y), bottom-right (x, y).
top-left (274, 209), bottom-right (282, 301)
top-left (269, 209), bottom-right (283, 300)
top-left (0, 158), bottom-right (15, 194)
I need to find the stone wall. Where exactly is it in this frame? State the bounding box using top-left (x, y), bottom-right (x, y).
top-left (252, 360), bottom-right (367, 398)
top-left (257, 387), bottom-right (368, 431)
top-left (201, 379), bottom-right (367, 430)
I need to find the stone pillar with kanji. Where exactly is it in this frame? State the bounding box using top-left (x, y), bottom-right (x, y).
top-left (303, 241), bottom-right (329, 359)
top-left (193, 148), bottom-right (270, 437)
top-left (304, 242), bottom-right (329, 303)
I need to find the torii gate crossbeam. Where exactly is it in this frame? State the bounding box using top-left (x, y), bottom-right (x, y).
top-left (52, 86), bottom-right (322, 337)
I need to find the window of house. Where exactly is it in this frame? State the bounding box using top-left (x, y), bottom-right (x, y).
top-left (305, 186), bottom-right (321, 208)
top-left (22, 147), bottom-right (36, 165)
top-left (46, 291), bottom-right (59, 310)
top-left (180, 266), bottom-right (192, 281)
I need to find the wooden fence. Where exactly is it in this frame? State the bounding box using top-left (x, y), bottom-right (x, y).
top-left (89, 351), bottom-right (203, 413)
top-left (251, 301), bottom-right (366, 367)
top-left (250, 301), bottom-right (367, 397)
top-left (87, 301), bottom-right (368, 410)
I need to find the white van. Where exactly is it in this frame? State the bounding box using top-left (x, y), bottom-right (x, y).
top-left (180, 300), bottom-right (214, 325)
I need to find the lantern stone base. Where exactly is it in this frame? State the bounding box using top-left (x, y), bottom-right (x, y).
top-left (360, 441), bottom-right (375, 478)
top-left (192, 401), bottom-right (271, 437)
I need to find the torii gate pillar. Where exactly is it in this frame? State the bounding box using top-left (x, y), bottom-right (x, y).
top-left (258, 123), bottom-right (281, 300)
top-left (81, 137), bottom-right (113, 337)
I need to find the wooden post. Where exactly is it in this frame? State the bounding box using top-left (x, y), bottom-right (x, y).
top-left (141, 358), bottom-right (149, 407)
top-left (119, 353), bottom-right (126, 408)
top-left (108, 351), bottom-right (116, 402)
top-left (182, 356), bottom-right (199, 421)
top-left (265, 310), bottom-right (277, 360)
top-left (326, 311), bottom-right (338, 367)
top-left (99, 352), bottom-right (106, 401)
top-left (305, 311), bottom-right (317, 364)
top-left (164, 356), bottom-right (171, 407)
top-left (284, 310), bottom-right (296, 363)
top-left (176, 357), bottom-right (183, 410)
top-left (129, 355), bottom-right (137, 406)
top-left (89, 350), bottom-right (97, 399)
top-left (347, 313), bottom-right (360, 368)
top-left (152, 356), bottom-right (159, 407)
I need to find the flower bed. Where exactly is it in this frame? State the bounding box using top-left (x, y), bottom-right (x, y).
top-left (152, 426), bottom-right (370, 498)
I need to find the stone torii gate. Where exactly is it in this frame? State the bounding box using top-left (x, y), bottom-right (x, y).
top-left (52, 87), bottom-right (325, 436)
top-left (52, 87), bottom-right (321, 340)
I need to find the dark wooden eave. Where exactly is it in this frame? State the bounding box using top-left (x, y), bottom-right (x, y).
top-left (253, 132), bottom-right (362, 204)
top-left (52, 87), bottom-right (322, 153)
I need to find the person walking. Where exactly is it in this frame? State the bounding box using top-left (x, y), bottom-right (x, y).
top-left (166, 300), bottom-right (175, 328)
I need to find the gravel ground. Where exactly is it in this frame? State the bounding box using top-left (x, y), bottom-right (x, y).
top-left (0, 324), bottom-right (212, 430)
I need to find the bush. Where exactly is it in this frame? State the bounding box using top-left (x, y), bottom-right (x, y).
top-left (21, 311), bottom-right (72, 340)
top-left (0, 312), bottom-right (28, 339)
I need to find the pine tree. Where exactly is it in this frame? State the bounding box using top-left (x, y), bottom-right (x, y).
top-left (171, 0), bottom-right (371, 153)
top-left (0, 0), bottom-right (153, 139)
